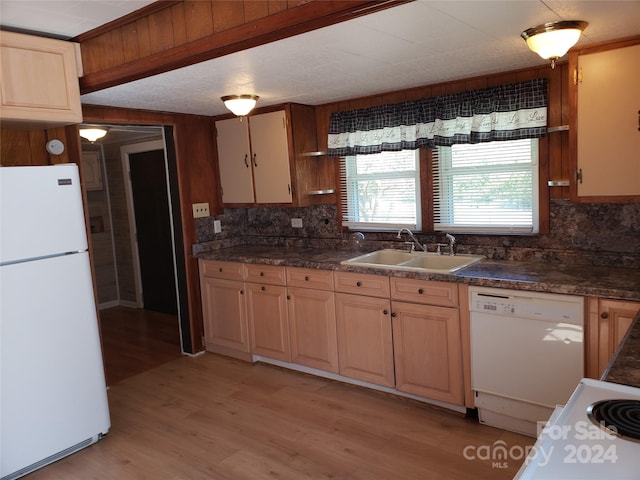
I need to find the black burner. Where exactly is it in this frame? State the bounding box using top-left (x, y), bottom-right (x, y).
top-left (587, 399), bottom-right (640, 442)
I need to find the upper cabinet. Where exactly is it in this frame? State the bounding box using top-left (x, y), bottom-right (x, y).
top-left (0, 31), bottom-right (82, 128)
top-left (215, 103), bottom-right (331, 207)
top-left (569, 38), bottom-right (640, 202)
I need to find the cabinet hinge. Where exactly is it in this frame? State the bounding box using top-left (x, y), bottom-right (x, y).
top-left (288, 184), bottom-right (291, 194)
top-left (575, 169), bottom-right (583, 184)
top-left (573, 67), bottom-right (583, 85)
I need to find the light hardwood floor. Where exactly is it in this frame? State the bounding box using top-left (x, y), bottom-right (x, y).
top-left (28, 353), bottom-right (534, 479)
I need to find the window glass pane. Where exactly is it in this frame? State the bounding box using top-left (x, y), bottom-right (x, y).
top-left (341, 150), bottom-right (420, 230)
top-left (434, 139), bottom-right (538, 233)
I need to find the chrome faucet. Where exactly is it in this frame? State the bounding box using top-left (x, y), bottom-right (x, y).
top-left (437, 233), bottom-right (456, 256)
top-left (396, 228), bottom-right (427, 252)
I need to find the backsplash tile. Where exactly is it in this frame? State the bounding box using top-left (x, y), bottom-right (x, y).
top-left (194, 200), bottom-right (640, 268)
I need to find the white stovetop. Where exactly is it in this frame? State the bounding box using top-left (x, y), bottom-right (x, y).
top-left (516, 378), bottom-right (640, 480)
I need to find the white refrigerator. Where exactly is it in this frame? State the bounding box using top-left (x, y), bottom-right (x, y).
top-left (0, 164), bottom-right (110, 480)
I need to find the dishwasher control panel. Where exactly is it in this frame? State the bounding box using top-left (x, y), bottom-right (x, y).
top-left (469, 286), bottom-right (584, 324)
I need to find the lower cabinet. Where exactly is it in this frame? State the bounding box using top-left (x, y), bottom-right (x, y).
top-left (391, 300), bottom-right (464, 404)
top-left (199, 261), bottom-right (465, 406)
top-left (587, 297), bottom-right (640, 378)
top-left (199, 259), bottom-right (251, 361)
top-left (335, 292), bottom-right (395, 387)
top-left (287, 286), bottom-right (338, 373)
top-left (246, 282), bottom-right (290, 362)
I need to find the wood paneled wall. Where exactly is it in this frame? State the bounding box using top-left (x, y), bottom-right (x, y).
top-left (76, 0), bottom-right (409, 93)
top-left (0, 126), bottom-right (80, 166)
top-left (315, 62), bottom-right (571, 201)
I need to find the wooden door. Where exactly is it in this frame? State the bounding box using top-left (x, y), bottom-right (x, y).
top-left (392, 301), bottom-right (464, 405)
top-left (287, 286), bottom-right (338, 373)
top-left (129, 149), bottom-right (177, 314)
top-left (215, 117), bottom-right (254, 203)
top-left (335, 292), bottom-right (394, 387)
top-left (249, 110), bottom-right (292, 203)
top-left (246, 282), bottom-right (290, 361)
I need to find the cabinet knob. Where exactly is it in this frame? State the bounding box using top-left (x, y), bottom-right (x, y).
top-left (304, 276), bottom-right (310, 281)
top-left (240, 289), bottom-right (244, 295)
top-left (260, 272), bottom-right (265, 276)
top-left (418, 288), bottom-right (424, 294)
top-left (601, 312), bottom-right (609, 319)
top-left (261, 286), bottom-right (266, 291)
top-left (287, 295), bottom-right (291, 300)
top-left (356, 281), bottom-right (362, 287)
top-left (219, 267), bottom-right (223, 272)
top-left (244, 154), bottom-right (249, 168)
top-left (253, 153), bottom-right (258, 167)
top-left (383, 309), bottom-right (388, 315)
top-left (391, 312), bottom-right (397, 318)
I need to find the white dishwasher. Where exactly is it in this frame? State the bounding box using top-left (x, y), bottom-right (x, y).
top-left (469, 286), bottom-right (584, 436)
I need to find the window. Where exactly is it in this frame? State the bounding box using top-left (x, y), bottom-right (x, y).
top-left (340, 150), bottom-right (421, 231)
top-left (433, 139), bottom-right (539, 233)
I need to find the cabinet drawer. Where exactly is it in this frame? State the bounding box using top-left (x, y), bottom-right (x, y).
top-left (286, 267), bottom-right (334, 291)
top-left (245, 264), bottom-right (286, 285)
top-left (200, 259), bottom-right (244, 281)
top-left (334, 271), bottom-right (390, 298)
top-left (390, 277), bottom-right (458, 307)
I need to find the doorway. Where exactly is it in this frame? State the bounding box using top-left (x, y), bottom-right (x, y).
top-left (126, 146), bottom-right (178, 314)
top-left (80, 126), bottom-right (185, 382)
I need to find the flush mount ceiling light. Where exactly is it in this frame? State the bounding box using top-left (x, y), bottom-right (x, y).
top-left (521, 20), bottom-right (588, 69)
top-left (79, 127), bottom-right (108, 142)
top-left (221, 94), bottom-right (259, 116)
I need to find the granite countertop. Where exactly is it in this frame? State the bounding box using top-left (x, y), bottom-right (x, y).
top-left (603, 310), bottom-right (640, 389)
top-left (195, 246), bottom-right (640, 301)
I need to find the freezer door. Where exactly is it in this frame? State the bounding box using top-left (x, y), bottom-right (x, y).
top-left (0, 252), bottom-right (110, 477)
top-left (0, 164), bottom-right (88, 264)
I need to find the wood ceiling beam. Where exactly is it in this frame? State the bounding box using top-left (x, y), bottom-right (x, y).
top-left (78, 0), bottom-right (412, 95)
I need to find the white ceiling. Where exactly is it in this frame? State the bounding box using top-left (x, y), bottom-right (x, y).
top-left (2, 1), bottom-right (640, 117)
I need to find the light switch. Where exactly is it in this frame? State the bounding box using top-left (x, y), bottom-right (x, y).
top-left (213, 220), bottom-right (222, 233)
top-left (192, 202), bottom-right (210, 218)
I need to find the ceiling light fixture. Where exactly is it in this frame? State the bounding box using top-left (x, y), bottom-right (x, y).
top-left (79, 127), bottom-right (108, 142)
top-left (521, 20), bottom-right (588, 69)
top-left (221, 94), bottom-right (259, 116)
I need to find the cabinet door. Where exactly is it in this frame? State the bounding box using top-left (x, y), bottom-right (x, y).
top-left (246, 282), bottom-right (290, 361)
top-left (249, 110), bottom-right (292, 203)
top-left (200, 277), bottom-right (250, 358)
top-left (287, 287), bottom-right (338, 373)
top-left (0, 31), bottom-right (82, 126)
top-left (391, 301), bottom-right (464, 405)
top-left (576, 43), bottom-right (640, 198)
top-left (335, 293), bottom-right (394, 387)
top-left (215, 117), bottom-right (254, 203)
top-left (587, 298), bottom-right (640, 378)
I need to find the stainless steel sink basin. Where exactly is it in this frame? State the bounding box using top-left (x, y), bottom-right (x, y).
top-left (341, 249), bottom-right (484, 273)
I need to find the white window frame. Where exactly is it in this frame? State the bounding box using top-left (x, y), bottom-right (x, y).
top-left (433, 139), bottom-right (539, 234)
top-left (341, 150), bottom-right (421, 231)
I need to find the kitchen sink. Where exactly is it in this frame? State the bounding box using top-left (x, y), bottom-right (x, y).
top-left (341, 249), bottom-right (484, 273)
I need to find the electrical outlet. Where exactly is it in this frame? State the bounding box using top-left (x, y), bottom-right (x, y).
top-left (291, 218), bottom-right (303, 228)
top-left (192, 202), bottom-right (210, 218)
top-left (213, 220), bottom-right (222, 233)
